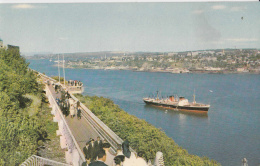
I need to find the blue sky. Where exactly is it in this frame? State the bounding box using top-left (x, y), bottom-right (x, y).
top-left (0, 2), bottom-right (259, 54)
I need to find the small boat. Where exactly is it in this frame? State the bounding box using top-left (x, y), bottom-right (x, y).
top-left (143, 91), bottom-right (210, 112)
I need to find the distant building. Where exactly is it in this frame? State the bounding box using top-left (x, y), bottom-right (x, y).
top-left (0, 38), bottom-right (3, 48)
top-left (7, 44), bottom-right (20, 52)
top-left (191, 51), bottom-right (199, 56)
top-left (168, 52), bottom-right (177, 56)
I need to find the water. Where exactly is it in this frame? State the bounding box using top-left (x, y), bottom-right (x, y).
top-left (28, 59), bottom-right (260, 166)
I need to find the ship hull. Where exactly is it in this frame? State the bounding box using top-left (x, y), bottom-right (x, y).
top-left (143, 100), bottom-right (209, 112)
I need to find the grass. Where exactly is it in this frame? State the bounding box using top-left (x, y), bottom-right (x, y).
top-left (23, 94), bottom-right (42, 116)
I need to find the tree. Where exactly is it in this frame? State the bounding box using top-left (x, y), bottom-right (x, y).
top-left (0, 48), bottom-right (47, 165)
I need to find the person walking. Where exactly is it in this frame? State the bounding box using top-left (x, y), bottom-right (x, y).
top-left (77, 108), bottom-right (82, 120)
top-left (88, 138), bottom-right (96, 162)
top-left (83, 142), bottom-right (91, 165)
top-left (69, 98), bottom-right (75, 118)
top-left (66, 91), bottom-right (70, 99)
top-left (77, 100), bottom-right (80, 111)
top-left (60, 91), bottom-right (65, 103)
top-left (55, 84), bottom-right (59, 93)
top-left (94, 136), bottom-right (103, 154)
top-left (76, 100), bottom-right (81, 119)
top-left (64, 98), bottom-right (69, 116)
top-left (56, 97), bottom-right (60, 106)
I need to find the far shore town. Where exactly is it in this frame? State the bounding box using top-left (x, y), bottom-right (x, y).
top-left (26, 48), bottom-right (260, 74)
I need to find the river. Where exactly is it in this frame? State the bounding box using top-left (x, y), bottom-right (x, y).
top-left (28, 59), bottom-right (260, 166)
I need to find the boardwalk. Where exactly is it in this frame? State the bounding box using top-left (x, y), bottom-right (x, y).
top-left (49, 84), bottom-right (99, 150)
top-left (45, 81), bottom-right (119, 166)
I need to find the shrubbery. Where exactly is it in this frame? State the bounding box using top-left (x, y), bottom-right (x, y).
top-left (75, 94), bottom-right (220, 166)
top-left (0, 48), bottom-right (48, 165)
top-left (51, 76), bottom-right (66, 84)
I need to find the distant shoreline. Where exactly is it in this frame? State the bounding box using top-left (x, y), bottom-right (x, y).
top-left (52, 64), bottom-right (260, 75)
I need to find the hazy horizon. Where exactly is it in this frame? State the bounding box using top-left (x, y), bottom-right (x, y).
top-left (1, 2), bottom-right (260, 54)
top-left (22, 47), bottom-right (260, 56)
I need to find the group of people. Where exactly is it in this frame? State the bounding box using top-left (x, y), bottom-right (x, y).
top-left (68, 80), bottom-right (83, 87)
top-left (46, 80), bottom-right (61, 94)
top-left (56, 91), bottom-right (81, 119)
top-left (82, 138), bottom-right (149, 166)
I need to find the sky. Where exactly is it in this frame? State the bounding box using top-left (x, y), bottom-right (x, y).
top-left (0, 2), bottom-right (259, 54)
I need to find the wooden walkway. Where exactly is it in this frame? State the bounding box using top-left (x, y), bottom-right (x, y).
top-left (42, 76), bottom-right (122, 165)
top-left (48, 84), bottom-right (99, 155)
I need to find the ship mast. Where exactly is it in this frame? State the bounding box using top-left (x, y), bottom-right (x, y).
top-left (156, 90), bottom-right (159, 100)
top-left (63, 54), bottom-right (65, 87)
top-left (58, 54), bottom-right (60, 83)
top-left (193, 89), bottom-right (196, 104)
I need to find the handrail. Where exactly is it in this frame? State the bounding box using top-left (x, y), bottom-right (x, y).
top-left (20, 155), bottom-right (71, 166)
top-left (71, 94), bottom-right (133, 154)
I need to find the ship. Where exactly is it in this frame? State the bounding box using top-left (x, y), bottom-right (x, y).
top-left (143, 91), bottom-right (210, 112)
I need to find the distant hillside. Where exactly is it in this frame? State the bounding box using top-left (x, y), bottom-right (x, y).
top-left (25, 51), bottom-right (162, 60)
top-left (24, 48), bottom-right (259, 60)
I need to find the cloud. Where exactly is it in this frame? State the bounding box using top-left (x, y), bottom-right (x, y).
top-left (212, 5), bottom-right (226, 10)
top-left (226, 38), bottom-right (258, 42)
top-left (193, 10), bottom-right (204, 15)
top-left (12, 4), bottom-right (36, 9)
top-left (230, 6), bottom-right (247, 12)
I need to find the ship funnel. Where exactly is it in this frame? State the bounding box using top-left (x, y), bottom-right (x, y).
top-left (169, 96), bottom-right (174, 102)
